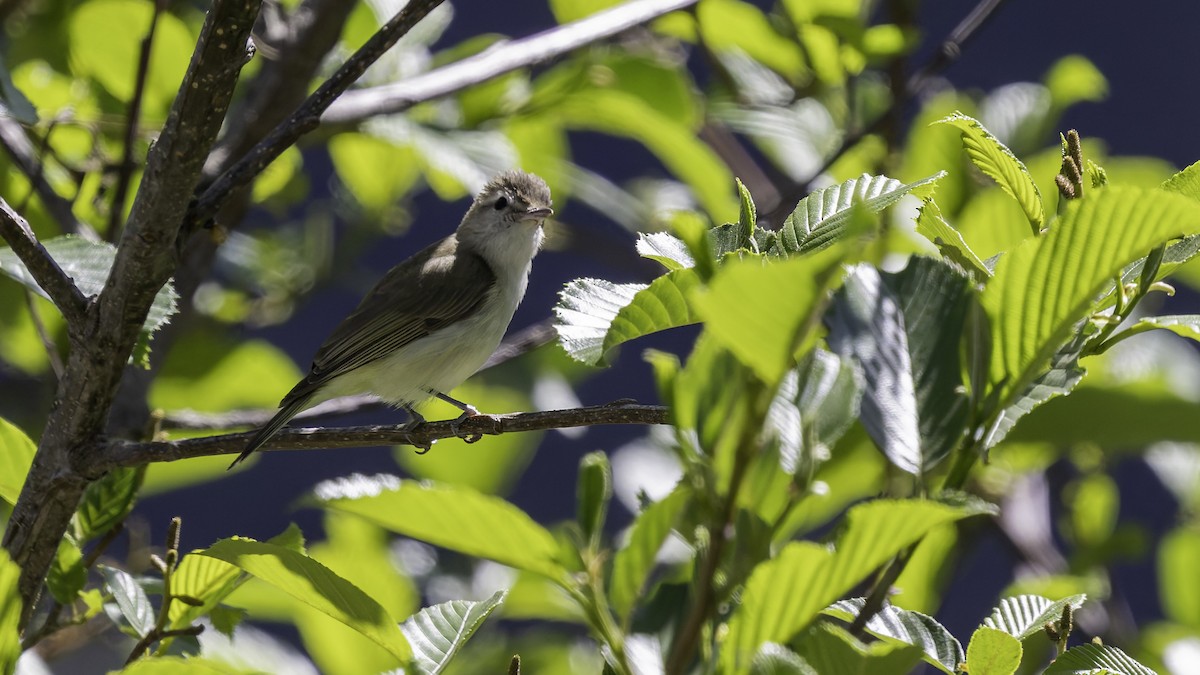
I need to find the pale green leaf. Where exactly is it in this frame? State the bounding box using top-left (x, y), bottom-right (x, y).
top-left (167, 552), bottom-right (242, 629)
top-left (610, 485), bottom-right (691, 619)
top-left (0, 417), bottom-right (35, 506)
top-left (1163, 160), bottom-right (1200, 203)
top-left (636, 232), bottom-right (695, 271)
top-left (0, 236), bottom-right (177, 355)
top-left (554, 269), bottom-right (700, 365)
top-left (555, 88), bottom-right (734, 220)
top-left (824, 599), bottom-right (963, 674)
top-left (99, 565), bottom-right (154, 637)
top-left (1044, 55), bottom-right (1108, 109)
top-left (1159, 528), bottom-right (1200, 628)
top-left (769, 173), bottom-right (944, 256)
top-left (115, 656), bottom-right (244, 674)
top-left (0, 550), bottom-right (21, 675)
top-left (310, 475), bottom-right (565, 579)
top-left (73, 466), bottom-right (140, 542)
top-left (966, 626), bottom-right (1021, 675)
top-left (982, 594), bottom-right (1087, 641)
top-left (1042, 643), bottom-right (1156, 675)
top-left (915, 199), bottom-right (991, 281)
top-left (693, 249), bottom-right (845, 386)
top-left (982, 187), bottom-right (1200, 407)
top-left (329, 133), bottom-right (421, 214)
top-left (750, 643), bottom-right (817, 675)
top-left (936, 112), bottom-right (1043, 229)
top-left (401, 591), bottom-right (505, 675)
top-left (199, 537), bottom-right (411, 662)
top-left (721, 499), bottom-right (993, 671)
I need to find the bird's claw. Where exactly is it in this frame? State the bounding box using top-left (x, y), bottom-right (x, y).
top-left (449, 406), bottom-right (484, 443)
top-left (403, 409), bottom-right (434, 454)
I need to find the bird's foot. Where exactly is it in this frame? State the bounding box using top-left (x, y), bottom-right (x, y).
top-left (402, 408), bottom-right (435, 454)
top-left (449, 405), bottom-right (484, 443)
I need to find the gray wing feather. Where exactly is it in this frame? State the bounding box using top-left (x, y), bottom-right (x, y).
top-left (281, 235), bottom-right (495, 405)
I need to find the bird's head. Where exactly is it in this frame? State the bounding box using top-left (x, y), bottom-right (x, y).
top-left (457, 170), bottom-right (552, 268)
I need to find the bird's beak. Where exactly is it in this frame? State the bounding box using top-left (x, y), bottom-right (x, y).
top-left (522, 207), bottom-right (553, 222)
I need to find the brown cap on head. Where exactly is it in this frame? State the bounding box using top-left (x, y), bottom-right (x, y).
top-left (479, 170), bottom-right (552, 211)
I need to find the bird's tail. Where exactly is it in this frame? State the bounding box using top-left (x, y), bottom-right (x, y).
top-left (228, 393), bottom-right (315, 469)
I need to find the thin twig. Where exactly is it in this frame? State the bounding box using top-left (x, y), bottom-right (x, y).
top-left (762, 0), bottom-right (1011, 227)
top-left (0, 197), bottom-right (89, 328)
top-left (91, 402), bottom-right (668, 471)
top-left (186, 0), bottom-right (447, 232)
top-left (23, 289), bottom-right (63, 378)
top-left (321, 0), bottom-right (700, 124)
top-left (0, 116), bottom-right (97, 240)
top-left (108, 0), bottom-right (166, 241)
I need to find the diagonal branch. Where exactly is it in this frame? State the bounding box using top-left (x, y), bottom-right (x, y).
top-left (322, 0), bottom-right (700, 125)
top-left (0, 197), bottom-right (89, 327)
top-left (0, 116), bottom-right (96, 241)
top-left (186, 0), bottom-right (446, 231)
top-left (90, 402), bottom-right (669, 470)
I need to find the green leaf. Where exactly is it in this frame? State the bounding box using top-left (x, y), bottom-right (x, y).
top-left (576, 452), bottom-right (612, 548)
top-left (167, 552), bottom-right (242, 630)
top-left (199, 537), bottom-right (412, 662)
top-left (696, 0), bottom-right (806, 82)
top-left (825, 259), bottom-right (974, 474)
top-left (915, 199), bottom-right (991, 281)
top-left (328, 133), bottom-right (421, 215)
top-left (1112, 314), bottom-right (1200, 344)
top-left (636, 232), bottom-right (695, 271)
top-left (0, 550), bottom-right (21, 675)
top-left (68, 0), bottom-right (193, 111)
top-left (609, 485), bottom-right (691, 619)
top-left (401, 591), bottom-right (506, 675)
top-left (794, 623), bottom-right (924, 675)
top-left (0, 417), bottom-right (35, 506)
top-left (936, 112), bottom-right (1043, 229)
top-left (47, 537), bottom-right (86, 605)
top-left (770, 173), bottom-right (945, 256)
top-left (982, 594), bottom-right (1087, 641)
top-left (73, 466), bottom-right (141, 542)
top-left (982, 187), bottom-right (1200, 408)
top-left (555, 88), bottom-right (734, 220)
top-left (99, 565), bottom-right (154, 637)
top-left (693, 249), bottom-right (845, 386)
top-left (1042, 643), bottom-right (1156, 675)
top-left (824, 599), bottom-right (963, 674)
top-left (1163, 160), bottom-right (1200, 202)
top-left (310, 475), bottom-right (565, 579)
top-left (554, 269), bottom-right (700, 365)
top-left (750, 643), bottom-right (818, 675)
top-left (1159, 528), bottom-right (1200, 628)
top-left (1044, 55), bottom-right (1108, 109)
top-left (737, 178), bottom-right (758, 238)
top-left (150, 333), bottom-right (303, 414)
top-left (0, 236), bottom-right (178, 360)
top-left (721, 499), bottom-right (993, 670)
top-left (966, 626), bottom-right (1022, 675)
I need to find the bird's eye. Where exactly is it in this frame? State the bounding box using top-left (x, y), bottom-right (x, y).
top-left (493, 196), bottom-right (509, 211)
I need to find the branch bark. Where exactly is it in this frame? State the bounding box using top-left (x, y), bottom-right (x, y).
top-left (88, 403), bottom-right (668, 471)
top-left (0, 197), bottom-right (89, 328)
top-left (2, 0), bottom-right (262, 629)
top-left (322, 0), bottom-right (700, 125)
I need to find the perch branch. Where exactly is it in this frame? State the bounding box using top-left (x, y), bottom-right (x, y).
top-left (323, 0), bottom-right (700, 125)
top-left (92, 403), bottom-right (668, 471)
top-left (0, 197), bottom-right (89, 327)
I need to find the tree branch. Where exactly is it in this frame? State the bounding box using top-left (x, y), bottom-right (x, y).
top-left (89, 403), bottom-right (668, 471)
top-left (0, 197), bottom-right (89, 328)
top-left (186, 0), bottom-right (447, 231)
top-left (322, 0), bottom-right (700, 125)
top-left (0, 116), bottom-right (96, 241)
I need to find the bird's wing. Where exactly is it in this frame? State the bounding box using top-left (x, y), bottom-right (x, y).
top-left (280, 236), bottom-right (496, 405)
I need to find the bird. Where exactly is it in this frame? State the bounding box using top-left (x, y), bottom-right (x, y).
top-left (229, 170), bottom-right (552, 468)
